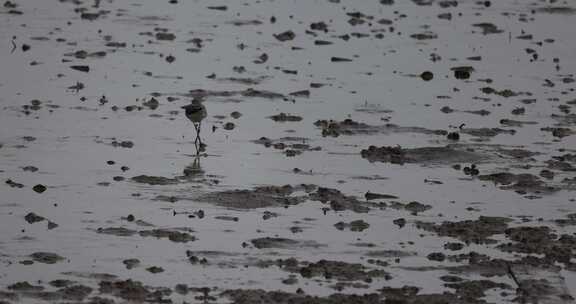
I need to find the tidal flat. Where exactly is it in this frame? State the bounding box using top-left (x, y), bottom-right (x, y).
top-left (1, 0), bottom-right (576, 303)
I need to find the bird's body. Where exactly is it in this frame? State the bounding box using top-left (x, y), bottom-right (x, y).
top-left (182, 98), bottom-right (207, 123)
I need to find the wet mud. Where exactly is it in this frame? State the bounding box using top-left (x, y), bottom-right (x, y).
top-left (1, 0), bottom-right (576, 303)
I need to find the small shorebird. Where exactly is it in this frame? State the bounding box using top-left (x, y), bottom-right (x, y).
top-left (182, 97), bottom-right (207, 152)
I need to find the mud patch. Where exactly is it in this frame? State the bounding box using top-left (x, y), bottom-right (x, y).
top-left (99, 280), bottom-right (153, 302)
top-left (334, 220), bottom-right (370, 232)
top-left (315, 119), bottom-right (446, 137)
top-left (361, 145), bottom-right (484, 165)
top-left (252, 137), bottom-right (321, 156)
top-left (30, 252), bottom-right (65, 264)
top-left (497, 226), bottom-right (576, 265)
top-left (222, 288), bottom-right (486, 304)
top-left (416, 216), bottom-right (512, 244)
top-left (198, 185), bottom-right (307, 209)
top-left (139, 229), bottom-right (196, 243)
top-left (182, 88), bottom-right (287, 100)
top-left (251, 237), bottom-right (324, 249)
top-left (478, 172), bottom-right (557, 194)
top-left (308, 187), bottom-right (372, 213)
top-left (97, 227), bottom-right (195, 242)
top-left (131, 175), bottom-right (179, 185)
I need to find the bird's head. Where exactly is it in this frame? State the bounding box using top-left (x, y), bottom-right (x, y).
top-left (181, 97), bottom-right (204, 109)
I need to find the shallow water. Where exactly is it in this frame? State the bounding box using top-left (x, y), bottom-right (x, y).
top-left (1, 0), bottom-right (576, 303)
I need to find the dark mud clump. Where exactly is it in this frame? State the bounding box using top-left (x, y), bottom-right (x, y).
top-left (99, 280), bottom-right (152, 302)
top-left (32, 184), bottom-right (47, 193)
top-left (478, 172), bottom-right (557, 194)
top-left (416, 216), bottom-right (512, 244)
top-left (480, 86), bottom-right (525, 98)
top-left (274, 30), bottom-right (296, 42)
top-left (541, 127), bottom-right (574, 138)
top-left (97, 227), bottom-right (195, 242)
top-left (5, 179), bottom-right (24, 188)
top-left (222, 289), bottom-right (379, 304)
top-left (460, 127), bottom-right (516, 138)
top-left (472, 22), bottom-right (504, 34)
top-left (251, 237), bottom-right (324, 249)
top-left (7, 282), bottom-right (44, 291)
top-left (410, 32), bottom-right (438, 40)
top-left (497, 226), bottom-right (576, 266)
top-left (56, 285), bottom-right (94, 301)
top-left (365, 250), bottom-right (417, 258)
top-left (252, 137), bottom-right (321, 156)
top-left (142, 97), bottom-right (159, 110)
top-left (222, 288), bottom-right (484, 304)
top-left (0, 291), bottom-right (18, 302)
top-left (448, 254), bottom-right (574, 303)
top-left (110, 140), bottom-right (134, 148)
top-left (296, 259), bottom-right (389, 282)
top-left (198, 185), bottom-right (306, 209)
top-left (536, 6), bottom-right (576, 14)
top-left (186, 88), bottom-right (285, 100)
top-left (314, 119), bottom-right (446, 137)
top-left (269, 113), bottom-right (303, 122)
top-left (334, 220), bottom-right (370, 232)
top-left (24, 212), bottom-right (45, 224)
top-left (361, 145), bottom-right (483, 165)
top-left (512, 277), bottom-right (574, 304)
top-left (427, 252), bottom-right (446, 262)
top-left (201, 185), bottom-right (375, 213)
top-left (497, 226), bottom-right (555, 254)
top-left (97, 227), bottom-right (138, 237)
top-left (123, 258), bottom-right (140, 269)
top-left (547, 153), bottom-right (576, 172)
top-left (364, 192), bottom-right (398, 200)
top-left (445, 280), bottom-right (511, 299)
top-left (155, 32), bottom-right (175, 41)
top-left (131, 175), bottom-right (179, 185)
top-left (389, 201), bottom-right (432, 215)
top-left (451, 66), bottom-right (474, 80)
top-left (139, 229), bottom-right (196, 243)
top-left (146, 266), bottom-right (164, 274)
top-left (496, 148), bottom-right (540, 160)
top-left (49, 280), bottom-right (74, 288)
top-left (308, 187), bottom-right (371, 213)
top-left (30, 252), bottom-right (65, 264)
top-left (554, 213), bottom-right (576, 226)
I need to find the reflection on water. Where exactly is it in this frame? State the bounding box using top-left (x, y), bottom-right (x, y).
top-left (183, 154), bottom-right (204, 177)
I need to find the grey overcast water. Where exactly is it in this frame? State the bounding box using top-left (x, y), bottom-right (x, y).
top-left (1, 0), bottom-right (576, 303)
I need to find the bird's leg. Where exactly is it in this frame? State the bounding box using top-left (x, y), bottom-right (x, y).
top-left (193, 122), bottom-right (201, 155)
top-left (197, 122), bottom-right (203, 146)
top-left (194, 134), bottom-right (200, 155)
top-left (194, 123), bottom-right (201, 144)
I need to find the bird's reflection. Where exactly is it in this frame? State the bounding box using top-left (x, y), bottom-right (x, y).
top-left (183, 154), bottom-right (204, 177)
top-left (182, 97), bottom-right (207, 155)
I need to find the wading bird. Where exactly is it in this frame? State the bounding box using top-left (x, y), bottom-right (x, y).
top-left (182, 97), bottom-right (207, 153)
